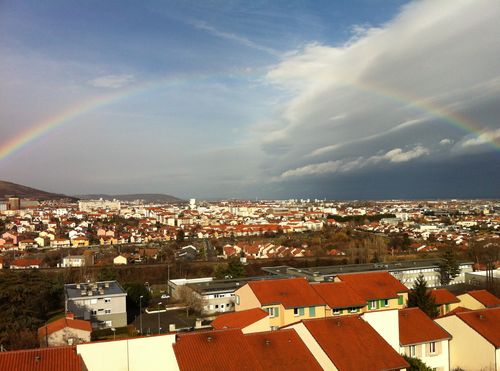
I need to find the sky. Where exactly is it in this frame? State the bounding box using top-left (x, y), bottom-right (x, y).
top-left (1, 0), bottom-right (499, 200)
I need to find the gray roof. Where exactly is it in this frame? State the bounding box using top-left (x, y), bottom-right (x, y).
top-left (65, 280), bottom-right (126, 299)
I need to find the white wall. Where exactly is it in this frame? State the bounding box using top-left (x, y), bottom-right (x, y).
top-left (77, 334), bottom-right (179, 371)
top-left (362, 309), bottom-right (400, 351)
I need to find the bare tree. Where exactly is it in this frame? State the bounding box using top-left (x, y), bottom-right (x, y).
top-left (176, 286), bottom-right (206, 317)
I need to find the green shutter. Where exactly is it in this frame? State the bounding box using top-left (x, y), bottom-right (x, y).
top-left (275, 306), bottom-right (279, 317)
top-left (299, 307), bottom-right (305, 316)
top-left (309, 306), bottom-right (316, 317)
top-left (375, 300), bottom-right (380, 309)
top-left (398, 295), bottom-right (403, 305)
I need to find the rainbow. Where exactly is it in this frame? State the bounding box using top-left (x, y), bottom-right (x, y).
top-left (1, 77), bottom-right (499, 163)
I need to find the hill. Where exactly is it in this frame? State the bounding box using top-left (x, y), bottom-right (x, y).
top-left (0, 180), bottom-right (78, 201)
top-left (76, 193), bottom-right (185, 203)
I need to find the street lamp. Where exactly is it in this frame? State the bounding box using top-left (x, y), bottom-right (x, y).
top-left (111, 327), bottom-right (116, 340)
top-left (157, 302), bottom-right (162, 334)
top-left (139, 295), bottom-right (144, 334)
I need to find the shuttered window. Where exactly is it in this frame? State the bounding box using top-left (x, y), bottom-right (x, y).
top-left (309, 306), bottom-right (316, 317)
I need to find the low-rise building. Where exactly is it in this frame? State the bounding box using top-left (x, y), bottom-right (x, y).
top-left (64, 281), bottom-right (127, 329)
top-left (38, 313), bottom-right (92, 347)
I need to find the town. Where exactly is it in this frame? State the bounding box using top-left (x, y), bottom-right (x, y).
top-left (0, 193), bottom-right (498, 370)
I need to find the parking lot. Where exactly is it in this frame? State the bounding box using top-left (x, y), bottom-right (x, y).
top-left (131, 309), bottom-right (197, 335)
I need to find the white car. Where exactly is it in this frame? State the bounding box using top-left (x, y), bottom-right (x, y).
top-left (161, 294), bottom-right (170, 299)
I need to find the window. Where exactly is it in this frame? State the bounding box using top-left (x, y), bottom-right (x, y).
top-left (104, 298), bottom-right (111, 303)
top-left (409, 345), bottom-right (416, 357)
top-left (91, 310), bottom-right (97, 315)
top-left (429, 342), bottom-right (436, 354)
top-left (105, 309), bottom-right (111, 314)
top-left (382, 299), bottom-right (389, 307)
top-left (235, 295), bottom-right (240, 305)
top-left (333, 309), bottom-right (342, 315)
top-left (294, 308), bottom-right (300, 316)
top-left (105, 320), bottom-right (112, 327)
top-left (266, 307), bottom-right (279, 318)
top-left (90, 299), bottom-right (98, 305)
top-left (369, 301), bottom-right (377, 310)
top-left (349, 307), bottom-right (358, 313)
top-left (398, 295), bottom-right (404, 305)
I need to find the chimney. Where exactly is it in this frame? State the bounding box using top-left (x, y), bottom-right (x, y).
top-left (265, 339), bottom-right (271, 346)
top-left (207, 336), bottom-right (213, 342)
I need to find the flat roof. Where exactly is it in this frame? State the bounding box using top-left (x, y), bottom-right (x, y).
top-left (262, 259), bottom-right (473, 279)
top-left (65, 281), bottom-right (126, 299)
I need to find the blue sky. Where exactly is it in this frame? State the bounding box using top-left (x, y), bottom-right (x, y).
top-left (1, 0), bottom-right (499, 199)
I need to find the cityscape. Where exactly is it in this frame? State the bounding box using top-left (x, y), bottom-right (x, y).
top-left (1, 0), bottom-right (499, 371)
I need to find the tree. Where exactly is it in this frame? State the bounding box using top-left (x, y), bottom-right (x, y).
top-left (213, 258), bottom-right (246, 279)
top-left (402, 355), bottom-right (433, 371)
top-left (438, 249), bottom-right (460, 285)
top-left (408, 274), bottom-right (438, 318)
top-left (177, 286), bottom-right (206, 316)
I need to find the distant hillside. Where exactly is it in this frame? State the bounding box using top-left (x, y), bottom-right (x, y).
top-left (76, 193), bottom-right (185, 203)
top-left (0, 180), bottom-right (78, 201)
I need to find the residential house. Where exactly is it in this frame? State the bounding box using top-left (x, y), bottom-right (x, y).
top-left (435, 307), bottom-right (500, 371)
top-left (286, 316), bottom-right (410, 371)
top-left (335, 271), bottom-right (409, 311)
top-left (311, 282), bottom-right (367, 316)
top-left (38, 313), bottom-right (92, 347)
top-left (71, 236), bottom-right (89, 247)
top-left (113, 254), bottom-right (128, 265)
top-left (64, 281), bottom-right (127, 329)
top-left (18, 239), bottom-right (38, 251)
top-left (176, 245), bottom-right (198, 261)
top-left (61, 255), bottom-right (86, 268)
top-left (457, 289), bottom-right (500, 310)
top-left (50, 238), bottom-right (71, 248)
top-left (211, 308), bottom-right (270, 334)
top-left (430, 288), bottom-right (460, 316)
top-left (0, 346), bottom-right (85, 371)
top-left (399, 308), bottom-right (451, 371)
top-left (235, 278), bottom-right (326, 328)
top-left (10, 258), bottom-right (43, 269)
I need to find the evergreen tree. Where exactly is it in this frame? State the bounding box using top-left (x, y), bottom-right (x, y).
top-left (438, 249), bottom-right (460, 285)
top-left (402, 355), bottom-right (434, 371)
top-left (408, 274), bottom-right (438, 318)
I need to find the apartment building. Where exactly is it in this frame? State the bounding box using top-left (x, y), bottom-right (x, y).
top-left (64, 281), bottom-right (127, 329)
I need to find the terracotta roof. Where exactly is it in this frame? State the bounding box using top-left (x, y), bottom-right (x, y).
top-left (467, 290), bottom-right (500, 308)
top-left (173, 329), bottom-right (263, 371)
top-left (246, 278), bottom-right (325, 308)
top-left (337, 272), bottom-right (408, 301)
top-left (456, 307), bottom-right (500, 347)
top-left (11, 258), bottom-right (43, 267)
top-left (399, 308), bottom-right (451, 345)
top-left (302, 316), bottom-right (409, 371)
top-left (245, 329), bottom-right (322, 371)
top-left (438, 306), bottom-right (471, 318)
top-left (38, 317), bottom-right (92, 338)
top-left (311, 282), bottom-right (366, 309)
top-left (0, 346), bottom-right (84, 371)
top-left (211, 308), bottom-right (268, 330)
top-left (429, 288), bottom-right (460, 305)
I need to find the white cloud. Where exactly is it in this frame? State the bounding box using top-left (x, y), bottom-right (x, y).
top-left (89, 74), bottom-right (135, 89)
top-left (281, 145), bottom-right (430, 178)
top-left (259, 0), bottom-right (500, 181)
top-left (439, 138), bottom-right (453, 146)
top-left (459, 129), bottom-right (500, 148)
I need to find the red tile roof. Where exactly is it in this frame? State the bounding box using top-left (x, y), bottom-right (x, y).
top-left (311, 282), bottom-right (366, 309)
top-left (211, 308), bottom-right (268, 330)
top-left (173, 329), bottom-right (263, 371)
top-left (245, 329), bottom-right (322, 371)
top-left (337, 272), bottom-right (408, 301)
top-left (11, 258), bottom-right (43, 267)
top-left (467, 290), bottom-right (500, 308)
top-left (429, 288), bottom-right (460, 305)
top-left (38, 317), bottom-right (92, 338)
top-left (302, 316), bottom-right (409, 371)
top-left (0, 346), bottom-right (84, 371)
top-left (438, 306), bottom-right (471, 318)
top-left (399, 308), bottom-right (451, 345)
top-left (456, 307), bottom-right (500, 347)
top-left (247, 278), bottom-right (325, 309)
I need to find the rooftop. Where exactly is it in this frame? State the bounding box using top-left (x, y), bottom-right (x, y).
top-left (301, 316), bottom-right (409, 371)
top-left (429, 288), bottom-right (460, 305)
top-left (211, 308), bottom-right (268, 330)
top-left (456, 307), bottom-right (500, 347)
top-left (311, 282), bottom-right (366, 309)
top-left (64, 281), bottom-right (126, 299)
top-left (246, 277), bottom-right (325, 308)
top-left (337, 271), bottom-right (408, 301)
top-left (0, 346), bottom-right (84, 371)
top-left (399, 307), bottom-right (451, 345)
top-left (467, 290), bottom-right (500, 308)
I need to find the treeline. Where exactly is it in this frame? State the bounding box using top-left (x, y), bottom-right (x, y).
top-left (0, 270), bottom-right (65, 350)
top-left (327, 213), bottom-right (396, 223)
